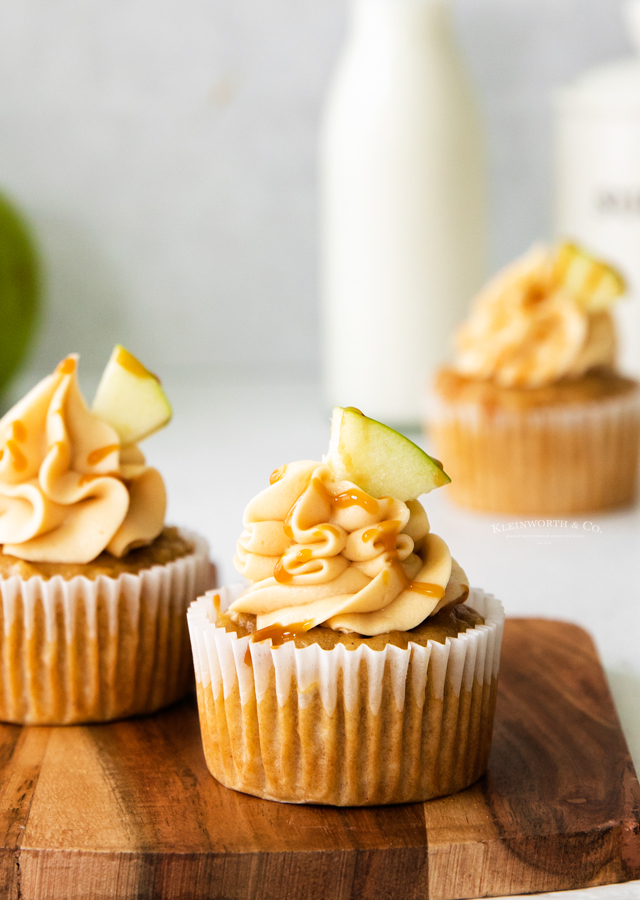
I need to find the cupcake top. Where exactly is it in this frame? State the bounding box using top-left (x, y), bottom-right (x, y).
top-left (0, 347), bottom-right (172, 565)
top-left (230, 408), bottom-right (468, 637)
top-left (454, 242), bottom-right (625, 388)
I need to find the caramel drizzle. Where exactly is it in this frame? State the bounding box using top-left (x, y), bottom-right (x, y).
top-left (283, 478), bottom-right (381, 540)
top-left (274, 548), bottom-right (313, 584)
top-left (78, 471), bottom-right (120, 486)
top-left (87, 444), bottom-right (119, 466)
top-left (274, 469), bottom-right (446, 608)
top-left (363, 520), bottom-right (400, 555)
top-left (273, 559), bottom-right (292, 584)
top-left (244, 620), bottom-right (314, 666)
top-left (253, 620), bottom-right (313, 645)
top-left (350, 507), bottom-right (446, 600)
top-left (11, 420), bottom-right (27, 442)
top-left (270, 465), bottom-right (286, 485)
top-left (313, 524), bottom-right (341, 540)
top-left (353, 502), bottom-right (445, 601)
top-left (1, 420), bottom-right (28, 469)
top-left (407, 581), bottom-right (445, 600)
top-left (283, 495), bottom-right (300, 539)
top-left (6, 440), bottom-right (27, 472)
top-left (277, 475), bottom-right (393, 583)
top-left (332, 488), bottom-right (379, 515)
top-left (56, 356), bottom-right (76, 375)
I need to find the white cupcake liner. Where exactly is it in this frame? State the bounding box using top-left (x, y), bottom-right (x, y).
top-left (188, 585), bottom-right (504, 806)
top-left (426, 386), bottom-right (640, 514)
top-left (0, 530), bottom-right (210, 725)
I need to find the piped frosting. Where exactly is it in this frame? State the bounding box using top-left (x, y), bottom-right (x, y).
top-left (454, 244), bottom-right (619, 388)
top-left (231, 461), bottom-right (468, 636)
top-left (0, 355), bottom-right (166, 564)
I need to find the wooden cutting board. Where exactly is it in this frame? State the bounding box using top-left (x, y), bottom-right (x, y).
top-left (0, 619), bottom-right (638, 900)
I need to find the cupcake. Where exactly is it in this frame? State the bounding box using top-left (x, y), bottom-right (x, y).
top-left (428, 242), bottom-right (640, 514)
top-left (0, 347), bottom-right (211, 724)
top-left (188, 407), bottom-right (504, 806)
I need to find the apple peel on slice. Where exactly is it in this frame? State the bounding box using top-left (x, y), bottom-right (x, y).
top-left (92, 345), bottom-right (172, 446)
top-left (553, 242), bottom-right (625, 312)
top-left (326, 407), bottom-right (450, 502)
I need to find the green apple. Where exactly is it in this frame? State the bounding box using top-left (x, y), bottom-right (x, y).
top-left (92, 345), bottom-right (172, 445)
top-left (0, 193), bottom-right (39, 396)
top-left (326, 407), bottom-right (450, 501)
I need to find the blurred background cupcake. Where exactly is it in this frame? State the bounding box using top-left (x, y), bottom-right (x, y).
top-left (427, 242), bottom-right (640, 513)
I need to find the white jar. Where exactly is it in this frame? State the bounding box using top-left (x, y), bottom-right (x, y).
top-left (320, 0), bottom-right (487, 425)
top-left (555, 0), bottom-right (640, 378)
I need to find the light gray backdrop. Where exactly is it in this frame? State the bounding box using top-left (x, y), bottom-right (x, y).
top-left (0, 0), bottom-right (633, 378)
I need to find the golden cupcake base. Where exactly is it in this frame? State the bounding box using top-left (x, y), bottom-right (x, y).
top-left (0, 531), bottom-right (210, 725)
top-left (429, 372), bottom-right (640, 515)
top-left (188, 586), bottom-right (504, 806)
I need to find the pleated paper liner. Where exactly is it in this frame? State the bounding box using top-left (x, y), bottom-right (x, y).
top-left (0, 531), bottom-right (210, 725)
top-left (188, 585), bottom-right (504, 806)
top-left (427, 388), bottom-right (640, 514)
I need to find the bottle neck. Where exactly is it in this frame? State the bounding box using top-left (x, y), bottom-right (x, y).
top-left (624, 0), bottom-right (640, 55)
top-left (349, 0), bottom-right (451, 41)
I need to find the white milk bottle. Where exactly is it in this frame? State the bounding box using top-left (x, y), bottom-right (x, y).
top-left (556, 0), bottom-right (640, 378)
top-left (320, 0), bottom-right (487, 425)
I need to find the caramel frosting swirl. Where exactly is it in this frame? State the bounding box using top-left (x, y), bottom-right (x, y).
top-left (230, 461), bottom-right (468, 636)
top-left (454, 245), bottom-right (617, 388)
top-left (0, 355), bottom-right (166, 564)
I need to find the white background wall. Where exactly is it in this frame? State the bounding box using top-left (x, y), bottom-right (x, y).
top-left (0, 0), bottom-right (633, 379)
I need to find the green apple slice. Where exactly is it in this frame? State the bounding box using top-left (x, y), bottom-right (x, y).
top-left (554, 242), bottom-right (625, 312)
top-left (326, 407), bottom-right (450, 501)
top-left (92, 345), bottom-right (172, 445)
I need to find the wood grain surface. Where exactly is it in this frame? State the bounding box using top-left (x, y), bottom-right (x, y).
top-left (0, 618), bottom-right (638, 900)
